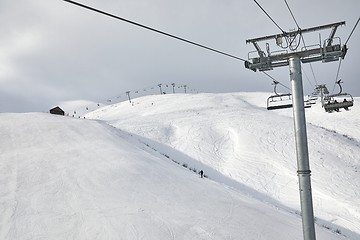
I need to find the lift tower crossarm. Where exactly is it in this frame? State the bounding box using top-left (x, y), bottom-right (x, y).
top-left (246, 21), bottom-right (345, 43)
top-left (245, 21), bottom-right (347, 72)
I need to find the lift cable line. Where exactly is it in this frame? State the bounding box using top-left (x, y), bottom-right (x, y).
top-left (331, 17), bottom-right (359, 94)
top-left (284, 0), bottom-right (300, 29)
top-left (281, 0), bottom-right (302, 52)
top-left (252, 0), bottom-right (286, 33)
top-left (62, 0), bottom-right (247, 62)
top-left (302, 68), bottom-right (315, 89)
top-left (307, 62), bottom-right (318, 86)
top-left (262, 72), bottom-right (291, 90)
top-left (300, 35), bottom-right (318, 86)
top-left (283, 0), bottom-right (318, 87)
top-left (252, 0), bottom-right (302, 51)
top-left (345, 17), bottom-right (360, 45)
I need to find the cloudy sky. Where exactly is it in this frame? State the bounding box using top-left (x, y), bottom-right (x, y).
top-left (1, 0), bottom-right (359, 112)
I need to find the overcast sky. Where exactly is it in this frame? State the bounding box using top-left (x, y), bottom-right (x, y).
top-left (1, 0), bottom-right (359, 112)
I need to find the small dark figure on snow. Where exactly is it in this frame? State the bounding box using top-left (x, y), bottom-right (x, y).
top-left (343, 99), bottom-right (349, 110)
top-left (199, 170), bottom-right (204, 178)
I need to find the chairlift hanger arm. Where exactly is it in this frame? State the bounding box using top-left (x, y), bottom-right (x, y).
top-left (336, 80), bottom-right (343, 94)
top-left (252, 42), bottom-right (265, 57)
top-left (246, 21), bottom-right (345, 44)
top-left (327, 25), bottom-right (339, 46)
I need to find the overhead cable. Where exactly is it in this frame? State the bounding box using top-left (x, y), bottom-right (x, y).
top-left (262, 72), bottom-right (291, 90)
top-left (283, 0), bottom-right (303, 51)
top-left (306, 51), bottom-right (318, 86)
top-left (62, 0), bottom-right (247, 62)
top-left (284, 0), bottom-right (300, 29)
top-left (252, 0), bottom-right (286, 33)
top-left (328, 17), bottom-right (359, 94)
top-left (284, 0), bottom-right (318, 86)
top-left (345, 17), bottom-right (360, 45)
top-left (300, 38), bottom-right (318, 87)
top-left (302, 67), bottom-right (314, 89)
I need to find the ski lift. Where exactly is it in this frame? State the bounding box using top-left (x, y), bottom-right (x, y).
top-left (323, 80), bottom-right (354, 112)
top-left (267, 81), bottom-right (312, 110)
top-left (304, 95), bottom-right (318, 107)
top-left (267, 81), bottom-right (293, 110)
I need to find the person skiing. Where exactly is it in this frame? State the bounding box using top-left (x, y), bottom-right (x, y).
top-left (199, 170), bottom-right (204, 178)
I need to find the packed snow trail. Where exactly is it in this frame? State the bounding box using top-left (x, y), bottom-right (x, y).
top-left (86, 92), bottom-right (360, 238)
top-left (0, 112), bottom-right (349, 239)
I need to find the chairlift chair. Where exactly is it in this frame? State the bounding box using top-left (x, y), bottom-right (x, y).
top-left (267, 81), bottom-right (312, 110)
top-left (266, 80), bottom-right (293, 110)
top-left (323, 80), bottom-right (354, 112)
top-left (267, 93), bottom-right (293, 110)
top-left (324, 93), bottom-right (354, 112)
top-left (304, 95), bottom-right (318, 107)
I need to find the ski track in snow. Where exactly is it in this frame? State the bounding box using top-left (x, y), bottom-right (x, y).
top-left (1, 93), bottom-right (360, 239)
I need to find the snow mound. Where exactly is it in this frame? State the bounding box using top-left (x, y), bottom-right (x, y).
top-left (86, 92), bottom-right (360, 238)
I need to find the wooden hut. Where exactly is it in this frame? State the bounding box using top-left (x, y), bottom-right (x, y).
top-left (49, 106), bottom-right (65, 116)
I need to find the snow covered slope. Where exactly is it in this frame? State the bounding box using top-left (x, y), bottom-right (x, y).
top-left (86, 92), bottom-right (360, 239)
top-left (0, 112), bottom-right (343, 240)
top-left (0, 111), bottom-right (351, 240)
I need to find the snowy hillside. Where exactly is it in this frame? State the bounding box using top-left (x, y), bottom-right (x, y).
top-left (86, 92), bottom-right (360, 239)
top-left (0, 92), bottom-right (359, 239)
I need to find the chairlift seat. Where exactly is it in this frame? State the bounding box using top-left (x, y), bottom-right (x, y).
top-left (267, 94), bottom-right (291, 109)
top-left (267, 93), bottom-right (312, 110)
top-left (267, 103), bottom-right (293, 110)
top-left (323, 90), bottom-right (354, 112)
top-left (324, 100), bottom-right (353, 112)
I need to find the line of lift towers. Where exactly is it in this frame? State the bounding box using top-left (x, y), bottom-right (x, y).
top-left (244, 21), bottom-right (352, 240)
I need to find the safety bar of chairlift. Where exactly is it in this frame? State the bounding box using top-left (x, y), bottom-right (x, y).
top-left (267, 103), bottom-right (312, 110)
top-left (267, 97), bottom-right (312, 110)
top-left (267, 104), bottom-right (293, 110)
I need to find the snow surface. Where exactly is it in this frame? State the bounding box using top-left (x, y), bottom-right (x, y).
top-left (1, 92), bottom-right (359, 239)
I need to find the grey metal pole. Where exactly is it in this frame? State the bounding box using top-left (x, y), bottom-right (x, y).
top-left (289, 56), bottom-right (316, 240)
